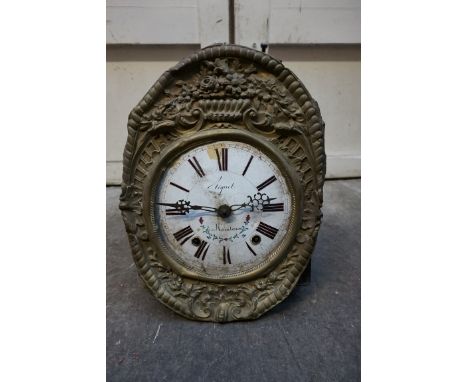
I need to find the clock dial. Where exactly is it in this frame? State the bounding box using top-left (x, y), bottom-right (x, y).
top-left (154, 140), bottom-right (293, 279)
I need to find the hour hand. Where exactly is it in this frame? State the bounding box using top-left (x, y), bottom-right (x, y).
top-left (155, 200), bottom-right (190, 215)
top-left (155, 200), bottom-right (218, 214)
top-left (189, 205), bottom-right (218, 213)
top-left (155, 202), bottom-right (183, 208)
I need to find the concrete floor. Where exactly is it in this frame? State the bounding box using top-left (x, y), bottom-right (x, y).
top-left (107, 179), bottom-right (361, 382)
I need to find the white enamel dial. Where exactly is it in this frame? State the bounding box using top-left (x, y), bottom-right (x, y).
top-left (154, 140), bottom-right (292, 278)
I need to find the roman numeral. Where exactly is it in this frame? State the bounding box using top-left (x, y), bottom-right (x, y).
top-left (245, 242), bottom-right (257, 256)
top-left (242, 155), bottom-right (254, 176)
top-left (256, 222), bottom-right (279, 240)
top-left (194, 240), bottom-right (209, 260)
top-left (188, 156), bottom-right (205, 177)
top-left (216, 148), bottom-right (228, 171)
top-left (263, 203), bottom-right (284, 212)
top-left (257, 175), bottom-right (277, 191)
top-left (173, 226), bottom-right (193, 242)
top-left (223, 246), bottom-right (231, 264)
top-left (170, 182), bottom-right (190, 193)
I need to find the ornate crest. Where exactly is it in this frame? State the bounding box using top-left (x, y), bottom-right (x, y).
top-left (120, 44), bottom-right (325, 322)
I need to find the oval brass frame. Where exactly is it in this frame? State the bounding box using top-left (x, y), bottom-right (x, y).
top-left (143, 128), bottom-right (304, 284)
top-left (119, 44), bottom-right (326, 321)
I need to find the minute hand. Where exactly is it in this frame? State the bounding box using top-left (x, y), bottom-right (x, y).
top-left (230, 194), bottom-right (277, 212)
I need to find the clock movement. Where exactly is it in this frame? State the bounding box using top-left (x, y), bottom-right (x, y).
top-left (119, 44), bottom-right (325, 322)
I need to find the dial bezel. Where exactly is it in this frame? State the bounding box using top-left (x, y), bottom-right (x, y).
top-left (143, 128), bottom-right (303, 284)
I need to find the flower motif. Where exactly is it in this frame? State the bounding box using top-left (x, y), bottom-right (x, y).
top-left (267, 271), bottom-right (278, 283)
top-left (227, 72), bottom-right (245, 86)
top-left (225, 73), bottom-right (247, 96)
top-left (213, 58), bottom-right (230, 75)
top-left (254, 279), bottom-right (267, 290)
top-left (168, 275), bottom-right (183, 290)
top-left (200, 75), bottom-right (218, 91)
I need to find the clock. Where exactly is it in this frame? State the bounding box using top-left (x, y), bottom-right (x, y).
top-left (150, 130), bottom-right (301, 283)
top-left (120, 44), bottom-right (325, 322)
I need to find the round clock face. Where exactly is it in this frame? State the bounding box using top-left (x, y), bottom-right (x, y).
top-left (153, 140), bottom-right (293, 280)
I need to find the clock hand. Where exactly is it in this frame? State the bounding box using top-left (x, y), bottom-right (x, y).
top-left (155, 200), bottom-right (218, 213)
top-left (155, 202), bottom-right (183, 208)
top-left (229, 202), bottom-right (248, 212)
top-left (230, 193), bottom-right (277, 212)
top-left (189, 205), bottom-right (218, 213)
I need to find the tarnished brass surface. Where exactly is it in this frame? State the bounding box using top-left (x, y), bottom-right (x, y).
top-left (119, 44), bottom-right (326, 322)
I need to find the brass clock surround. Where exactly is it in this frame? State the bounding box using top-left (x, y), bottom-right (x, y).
top-left (119, 44), bottom-right (326, 322)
